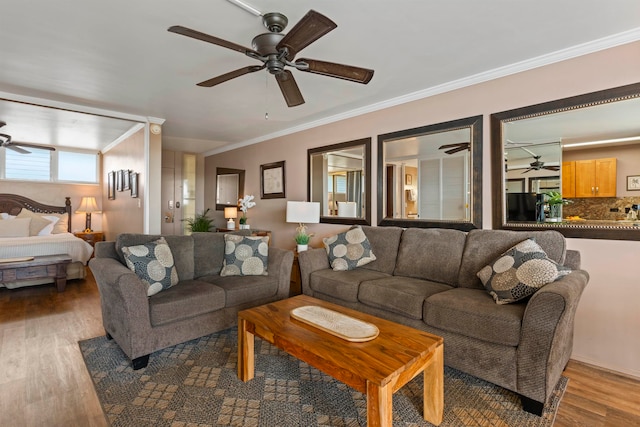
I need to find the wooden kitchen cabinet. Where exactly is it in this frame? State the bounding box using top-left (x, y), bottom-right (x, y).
top-left (562, 161), bottom-right (576, 198)
top-left (573, 157), bottom-right (616, 198)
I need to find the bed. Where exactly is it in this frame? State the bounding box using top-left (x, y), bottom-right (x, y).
top-left (0, 194), bottom-right (93, 289)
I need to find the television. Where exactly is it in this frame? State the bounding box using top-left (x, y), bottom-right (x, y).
top-left (506, 192), bottom-right (538, 222)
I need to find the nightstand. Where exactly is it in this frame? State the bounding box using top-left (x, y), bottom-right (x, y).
top-left (73, 231), bottom-right (105, 258)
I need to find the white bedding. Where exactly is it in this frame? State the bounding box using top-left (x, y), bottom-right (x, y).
top-left (0, 232), bottom-right (93, 264)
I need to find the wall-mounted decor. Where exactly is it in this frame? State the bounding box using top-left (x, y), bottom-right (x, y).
top-left (405, 174), bottom-right (412, 185)
top-left (123, 169), bottom-right (131, 191)
top-left (116, 169), bottom-right (124, 192)
top-left (260, 161), bottom-right (286, 199)
top-left (131, 172), bottom-right (139, 198)
top-left (627, 175), bottom-right (640, 191)
top-left (108, 171), bottom-right (116, 200)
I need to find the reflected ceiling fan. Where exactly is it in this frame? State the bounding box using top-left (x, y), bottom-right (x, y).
top-left (168, 9), bottom-right (374, 107)
top-left (511, 146), bottom-right (559, 174)
top-left (438, 142), bottom-right (469, 154)
top-left (0, 121), bottom-right (55, 154)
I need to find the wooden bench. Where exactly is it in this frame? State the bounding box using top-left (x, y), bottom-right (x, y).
top-left (0, 254), bottom-right (72, 292)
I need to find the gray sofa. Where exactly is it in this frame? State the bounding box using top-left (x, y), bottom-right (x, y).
top-left (298, 226), bottom-right (589, 415)
top-left (89, 231), bottom-right (293, 369)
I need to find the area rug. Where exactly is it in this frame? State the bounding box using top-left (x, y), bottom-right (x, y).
top-left (79, 328), bottom-right (567, 427)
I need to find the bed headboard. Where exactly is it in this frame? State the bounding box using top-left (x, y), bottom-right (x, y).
top-left (0, 194), bottom-right (72, 232)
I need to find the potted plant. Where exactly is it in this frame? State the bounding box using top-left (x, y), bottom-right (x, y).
top-left (544, 191), bottom-right (571, 222)
top-left (294, 228), bottom-right (313, 252)
top-left (183, 208), bottom-right (214, 233)
top-left (238, 195), bottom-right (256, 229)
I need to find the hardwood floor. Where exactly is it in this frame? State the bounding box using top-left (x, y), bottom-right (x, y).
top-left (0, 269), bottom-right (638, 426)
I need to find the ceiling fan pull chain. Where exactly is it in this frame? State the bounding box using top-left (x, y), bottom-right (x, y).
top-left (265, 72), bottom-right (269, 120)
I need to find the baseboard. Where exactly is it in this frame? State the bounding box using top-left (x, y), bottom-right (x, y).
top-left (570, 356), bottom-right (640, 381)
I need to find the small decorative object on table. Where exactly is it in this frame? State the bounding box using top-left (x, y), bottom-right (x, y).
top-left (544, 191), bottom-right (571, 222)
top-left (286, 201), bottom-right (320, 252)
top-left (238, 194), bottom-right (256, 229)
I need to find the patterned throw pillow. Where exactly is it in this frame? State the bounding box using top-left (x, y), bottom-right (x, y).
top-left (220, 234), bottom-right (269, 276)
top-left (323, 225), bottom-right (377, 271)
top-left (122, 237), bottom-right (179, 296)
top-left (477, 238), bottom-right (572, 305)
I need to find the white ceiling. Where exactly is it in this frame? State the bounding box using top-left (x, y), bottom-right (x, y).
top-left (1, 0), bottom-right (639, 154)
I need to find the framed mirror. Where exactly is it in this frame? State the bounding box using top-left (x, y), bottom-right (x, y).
top-left (216, 167), bottom-right (245, 211)
top-left (377, 115), bottom-right (483, 231)
top-left (491, 82), bottom-right (640, 240)
top-left (308, 138), bottom-right (371, 225)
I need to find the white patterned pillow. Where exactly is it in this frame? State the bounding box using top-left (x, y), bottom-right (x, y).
top-left (323, 225), bottom-right (376, 271)
top-left (122, 237), bottom-right (179, 296)
top-left (220, 234), bottom-right (269, 276)
top-left (477, 238), bottom-right (572, 305)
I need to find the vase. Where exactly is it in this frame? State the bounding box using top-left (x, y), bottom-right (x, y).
top-left (548, 204), bottom-right (562, 222)
top-left (239, 224), bottom-right (250, 230)
top-left (297, 244), bottom-right (308, 252)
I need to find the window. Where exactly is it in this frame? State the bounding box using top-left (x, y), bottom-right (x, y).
top-left (1, 148), bottom-right (98, 184)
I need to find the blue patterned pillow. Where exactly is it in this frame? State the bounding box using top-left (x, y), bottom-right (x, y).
top-left (122, 237), bottom-right (179, 296)
top-left (323, 225), bottom-right (376, 271)
top-left (220, 234), bottom-right (269, 276)
top-left (477, 238), bottom-right (571, 304)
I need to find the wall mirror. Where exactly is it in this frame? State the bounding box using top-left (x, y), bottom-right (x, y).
top-left (491, 82), bottom-right (640, 240)
top-left (377, 115), bottom-right (483, 230)
top-left (308, 138), bottom-right (371, 225)
top-left (216, 167), bottom-right (245, 211)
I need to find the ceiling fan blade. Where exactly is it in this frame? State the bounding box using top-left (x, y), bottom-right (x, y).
top-left (10, 141), bottom-right (56, 151)
top-left (445, 146), bottom-right (468, 155)
top-left (6, 145), bottom-right (31, 154)
top-left (168, 25), bottom-right (259, 57)
top-left (521, 168), bottom-right (535, 174)
top-left (275, 71), bottom-right (305, 107)
top-left (544, 165), bottom-right (560, 171)
top-left (296, 58), bottom-right (374, 84)
top-left (197, 65), bottom-right (265, 87)
top-left (276, 10), bottom-right (337, 59)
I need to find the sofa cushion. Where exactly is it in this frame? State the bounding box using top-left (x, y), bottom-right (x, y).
top-left (358, 276), bottom-right (453, 320)
top-left (149, 280), bottom-right (225, 326)
top-left (393, 228), bottom-right (467, 286)
top-left (323, 225), bottom-right (377, 271)
top-left (424, 288), bottom-right (526, 347)
top-left (457, 229), bottom-right (567, 290)
top-left (360, 226), bottom-right (404, 274)
top-left (192, 232), bottom-right (227, 277)
top-left (122, 237), bottom-right (179, 296)
top-left (202, 274), bottom-right (279, 307)
top-left (220, 234), bottom-right (269, 276)
top-left (116, 234), bottom-right (195, 281)
top-left (477, 238), bottom-right (572, 304)
top-left (309, 269), bottom-right (390, 303)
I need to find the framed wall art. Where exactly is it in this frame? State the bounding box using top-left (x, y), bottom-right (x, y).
top-left (116, 169), bottom-right (124, 192)
top-left (130, 172), bottom-right (139, 198)
top-left (627, 175), bottom-right (640, 191)
top-left (108, 171), bottom-right (116, 200)
top-left (123, 169), bottom-right (131, 191)
top-left (260, 161), bottom-right (286, 199)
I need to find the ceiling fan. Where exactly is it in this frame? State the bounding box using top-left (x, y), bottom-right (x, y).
top-left (510, 146), bottom-right (560, 174)
top-left (438, 142), bottom-right (469, 155)
top-left (0, 121), bottom-right (55, 154)
top-left (168, 9), bottom-right (374, 107)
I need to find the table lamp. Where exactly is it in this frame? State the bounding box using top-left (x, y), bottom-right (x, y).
top-left (286, 201), bottom-right (320, 250)
top-left (224, 207), bottom-right (238, 230)
top-left (75, 196), bottom-right (102, 232)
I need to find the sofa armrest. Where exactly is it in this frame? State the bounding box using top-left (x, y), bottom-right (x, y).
top-left (267, 247), bottom-right (294, 298)
top-left (88, 256), bottom-right (154, 359)
top-left (298, 248), bottom-right (330, 295)
top-left (517, 269), bottom-right (589, 402)
top-left (564, 249), bottom-right (581, 270)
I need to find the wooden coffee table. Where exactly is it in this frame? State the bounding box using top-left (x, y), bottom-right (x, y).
top-left (238, 294), bottom-right (443, 426)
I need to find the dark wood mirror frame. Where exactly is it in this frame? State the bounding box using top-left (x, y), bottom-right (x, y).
top-left (377, 115), bottom-right (483, 231)
top-left (491, 82), bottom-right (640, 240)
top-left (215, 167), bottom-right (245, 211)
top-left (308, 138), bottom-right (372, 226)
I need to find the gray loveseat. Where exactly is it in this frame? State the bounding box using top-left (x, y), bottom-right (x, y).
top-left (89, 231), bottom-right (293, 369)
top-left (298, 226), bottom-right (589, 415)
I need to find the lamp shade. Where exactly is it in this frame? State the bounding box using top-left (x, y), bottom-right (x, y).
top-left (224, 207), bottom-right (238, 219)
top-left (75, 196), bottom-right (101, 214)
top-left (286, 201), bottom-right (320, 224)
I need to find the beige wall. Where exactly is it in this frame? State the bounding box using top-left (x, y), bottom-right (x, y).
top-left (102, 128), bottom-right (145, 241)
top-left (204, 41), bottom-right (640, 377)
top-left (0, 181), bottom-right (102, 232)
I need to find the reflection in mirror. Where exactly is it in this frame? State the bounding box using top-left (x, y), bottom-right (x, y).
top-left (308, 138), bottom-right (371, 225)
top-left (491, 82), bottom-right (640, 240)
top-left (216, 167), bottom-right (245, 211)
top-left (377, 115), bottom-right (483, 231)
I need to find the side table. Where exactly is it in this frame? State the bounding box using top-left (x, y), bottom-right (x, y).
top-left (73, 231), bottom-right (105, 259)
